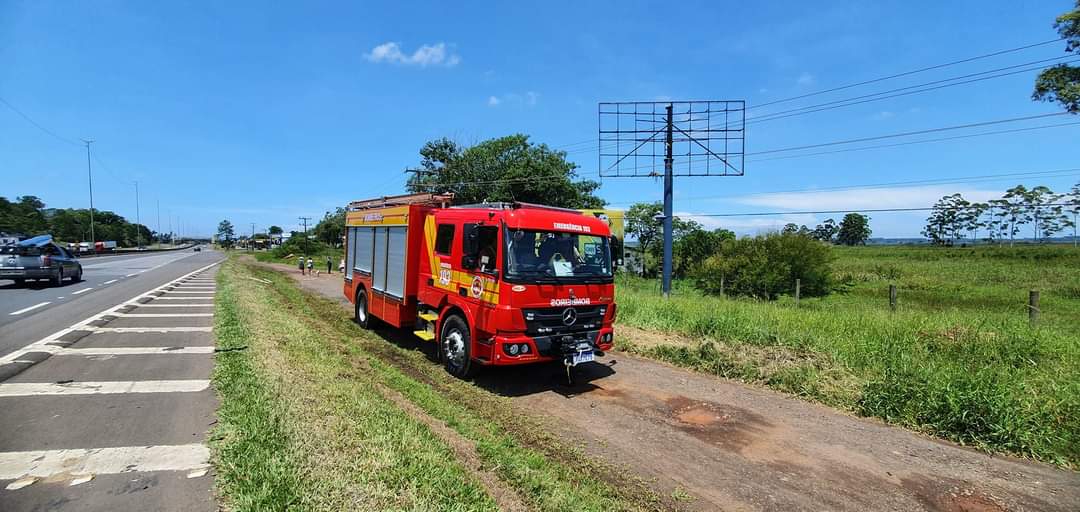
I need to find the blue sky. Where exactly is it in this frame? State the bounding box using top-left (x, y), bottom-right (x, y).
top-left (2, 0), bottom-right (1078, 238)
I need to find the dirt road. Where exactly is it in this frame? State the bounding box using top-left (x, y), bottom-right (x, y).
top-left (263, 261), bottom-right (1080, 511)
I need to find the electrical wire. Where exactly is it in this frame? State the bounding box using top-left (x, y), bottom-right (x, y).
top-left (0, 96), bottom-right (82, 147)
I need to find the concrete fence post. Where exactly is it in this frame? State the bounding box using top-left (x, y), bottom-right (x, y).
top-left (1029, 290), bottom-right (1040, 326)
top-left (889, 284), bottom-right (897, 312)
top-left (795, 279), bottom-right (801, 307)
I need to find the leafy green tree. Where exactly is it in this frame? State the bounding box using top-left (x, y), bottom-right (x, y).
top-left (314, 207), bottom-right (346, 247)
top-left (625, 201), bottom-right (703, 276)
top-left (1066, 182), bottom-right (1080, 245)
top-left (673, 226), bottom-right (735, 278)
top-left (694, 232), bottom-right (834, 300)
top-left (406, 135), bottom-right (604, 208)
top-left (837, 213), bottom-right (872, 246)
top-left (811, 219), bottom-right (839, 243)
top-left (1033, 2), bottom-right (1080, 113)
top-left (217, 220), bottom-right (235, 248)
top-left (268, 225), bottom-right (283, 235)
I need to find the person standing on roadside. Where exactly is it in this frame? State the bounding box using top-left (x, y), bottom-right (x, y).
top-left (326, 255), bottom-right (332, 274)
top-left (298, 256), bottom-right (305, 275)
top-left (307, 257), bottom-right (313, 275)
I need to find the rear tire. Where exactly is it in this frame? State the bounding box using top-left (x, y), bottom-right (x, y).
top-left (440, 314), bottom-right (476, 379)
top-left (73, 266), bottom-right (83, 282)
top-left (12, 278), bottom-right (25, 287)
top-left (51, 269), bottom-right (63, 287)
top-left (354, 288), bottom-right (372, 329)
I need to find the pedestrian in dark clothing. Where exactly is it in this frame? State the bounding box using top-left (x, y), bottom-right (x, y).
top-left (326, 256), bottom-right (332, 274)
top-left (298, 256), bottom-right (305, 275)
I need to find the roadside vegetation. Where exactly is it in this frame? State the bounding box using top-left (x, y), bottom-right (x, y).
top-left (211, 256), bottom-right (662, 511)
top-left (616, 244), bottom-right (1080, 468)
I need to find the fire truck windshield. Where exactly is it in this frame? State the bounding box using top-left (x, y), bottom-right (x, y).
top-left (505, 228), bottom-right (612, 282)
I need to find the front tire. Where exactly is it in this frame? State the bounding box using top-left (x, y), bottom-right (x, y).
top-left (440, 314), bottom-right (476, 379)
top-left (354, 288), bottom-right (372, 329)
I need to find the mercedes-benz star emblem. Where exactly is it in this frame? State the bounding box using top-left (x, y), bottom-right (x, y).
top-left (561, 307), bottom-right (577, 326)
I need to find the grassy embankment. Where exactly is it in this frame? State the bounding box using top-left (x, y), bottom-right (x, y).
top-left (616, 244), bottom-right (1080, 468)
top-left (210, 256), bottom-right (662, 511)
top-left (251, 242), bottom-right (341, 266)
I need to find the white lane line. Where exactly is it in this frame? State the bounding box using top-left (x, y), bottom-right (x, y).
top-left (0, 259), bottom-right (224, 365)
top-left (57, 346), bottom-right (215, 356)
top-left (103, 279), bottom-right (118, 285)
top-left (148, 297), bottom-right (215, 301)
top-left (173, 286), bottom-right (216, 289)
top-left (163, 292), bottom-right (215, 295)
top-left (85, 326), bottom-right (213, 333)
top-left (0, 443), bottom-right (209, 480)
top-left (72, 287), bottom-right (93, 295)
top-left (115, 313), bottom-right (214, 318)
top-left (9, 302), bottom-right (51, 316)
top-left (126, 273), bottom-right (138, 277)
top-left (135, 304), bottom-right (215, 308)
top-left (0, 380), bottom-right (211, 398)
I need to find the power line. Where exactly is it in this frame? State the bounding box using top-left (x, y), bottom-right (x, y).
top-left (749, 38), bottom-right (1065, 110)
top-left (745, 56), bottom-right (1080, 125)
top-left (747, 112), bottom-right (1068, 156)
top-left (680, 203), bottom-right (1077, 218)
top-left (606, 166), bottom-right (1080, 205)
top-left (0, 96), bottom-right (81, 147)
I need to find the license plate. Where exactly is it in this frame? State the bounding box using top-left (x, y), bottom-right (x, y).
top-left (571, 351), bottom-right (595, 365)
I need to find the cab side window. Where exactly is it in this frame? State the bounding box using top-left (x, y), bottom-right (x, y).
top-left (476, 226), bottom-right (498, 273)
top-left (435, 224), bottom-right (454, 255)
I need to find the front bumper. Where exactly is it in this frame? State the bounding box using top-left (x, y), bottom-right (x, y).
top-left (487, 327), bottom-right (615, 366)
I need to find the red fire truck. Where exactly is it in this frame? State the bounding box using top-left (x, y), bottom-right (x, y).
top-left (343, 193), bottom-right (616, 379)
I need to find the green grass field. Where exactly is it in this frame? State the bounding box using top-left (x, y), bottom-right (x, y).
top-left (615, 244), bottom-right (1080, 468)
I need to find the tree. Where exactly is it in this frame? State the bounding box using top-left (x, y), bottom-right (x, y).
top-left (1067, 182), bottom-right (1080, 246)
top-left (625, 202), bottom-right (705, 276)
top-left (673, 226), bottom-right (734, 278)
top-left (836, 213), bottom-right (871, 246)
top-left (314, 208), bottom-right (346, 246)
top-left (217, 220), bottom-right (235, 248)
top-left (406, 134), bottom-right (605, 208)
top-left (811, 219), bottom-right (839, 243)
top-left (268, 225), bottom-right (283, 235)
top-left (694, 232), bottom-right (835, 300)
top-left (1033, 2), bottom-right (1080, 113)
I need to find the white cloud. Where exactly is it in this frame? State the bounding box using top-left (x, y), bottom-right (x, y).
top-left (874, 111), bottom-right (895, 120)
top-left (675, 211), bottom-right (820, 236)
top-left (487, 91), bottom-right (539, 107)
top-left (735, 185), bottom-right (1002, 211)
top-left (364, 42), bottom-right (460, 68)
top-left (796, 72), bottom-right (815, 86)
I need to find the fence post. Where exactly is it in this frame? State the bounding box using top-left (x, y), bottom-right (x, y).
top-left (720, 275), bottom-right (725, 297)
top-left (1028, 290), bottom-right (1040, 326)
top-left (889, 284), bottom-right (897, 312)
top-left (795, 279), bottom-right (801, 307)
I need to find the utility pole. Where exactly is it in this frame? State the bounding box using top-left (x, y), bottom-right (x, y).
top-left (250, 222), bottom-right (256, 251)
top-left (168, 210), bottom-right (173, 245)
top-left (661, 104), bottom-right (674, 298)
top-left (134, 181), bottom-right (142, 249)
top-left (299, 216), bottom-right (312, 259)
top-left (156, 199), bottom-right (161, 247)
top-left (82, 139), bottom-right (96, 243)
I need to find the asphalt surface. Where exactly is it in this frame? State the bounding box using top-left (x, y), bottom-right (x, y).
top-left (0, 249), bottom-right (223, 511)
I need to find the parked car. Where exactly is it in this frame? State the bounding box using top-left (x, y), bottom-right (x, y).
top-left (193, 246), bottom-right (201, 252)
top-left (0, 235), bottom-right (83, 286)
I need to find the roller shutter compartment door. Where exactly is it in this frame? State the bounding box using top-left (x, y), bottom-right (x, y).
top-left (356, 227), bottom-right (374, 273)
top-left (372, 227), bottom-right (387, 292)
top-left (384, 226), bottom-right (407, 298)
top-left (345, 228), bottom-right (356, 280)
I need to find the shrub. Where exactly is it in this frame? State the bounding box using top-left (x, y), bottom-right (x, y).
top-left (693, 232), bottom-right (835, 300)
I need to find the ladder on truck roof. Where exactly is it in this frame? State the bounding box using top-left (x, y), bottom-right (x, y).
top-left (347, 193), bottom-right (454, 211)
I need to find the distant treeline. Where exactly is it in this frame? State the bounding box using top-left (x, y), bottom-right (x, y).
top-left (0, 195), bottom-right (156, 246)
top-left (923, 183), bottom-right (1080, 245)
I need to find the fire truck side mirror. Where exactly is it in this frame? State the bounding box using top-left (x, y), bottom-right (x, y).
top-left (461, 223), bottom-right (480, 270)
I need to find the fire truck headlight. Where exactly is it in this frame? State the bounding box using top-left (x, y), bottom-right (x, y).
top-left (508, 343), bottom-right (520, 356)
top-left (603, 333), bottom-right (613, 344)
top-left (520, 344), bottom-right (530, 354)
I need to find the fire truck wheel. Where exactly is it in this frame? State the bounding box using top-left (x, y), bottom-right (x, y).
top-left (440, 314), bottom-right (476, 379)
top-left (354, 289), bottom-right (372, 329)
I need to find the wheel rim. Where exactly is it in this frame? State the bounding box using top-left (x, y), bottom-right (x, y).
top-left (443, 330), bottom-right (466, 368)
top-left (357, 297), bottom-right (366, 322)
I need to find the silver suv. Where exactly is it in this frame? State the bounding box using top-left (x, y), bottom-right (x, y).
top-left (1, 235), bottom-right (83, 286)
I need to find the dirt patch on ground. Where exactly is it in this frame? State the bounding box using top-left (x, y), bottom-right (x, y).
top-left (254, 259), bottom-right (1080, 512)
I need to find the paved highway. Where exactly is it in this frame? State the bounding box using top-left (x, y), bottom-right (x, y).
top-left (0, 248), bottom-right (224, 510)
top-left (0, 249), bottom-right (206, 348)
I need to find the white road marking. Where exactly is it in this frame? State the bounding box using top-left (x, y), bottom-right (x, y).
top-left (135, 304), bottom-right (215, 308)
top-left (0, 260), bottom-right (223, 365)
top-left (0, 443), bottom-right (210, 480)
top-left (164, 291), bottom-right (215, 294)
top-left (69, 474), bottom-right (94, 486)
top-left (72, 287), bottom-right (93, 295)
top-left (9, 302), bottom-right (51, 316)
top-left (174, 286), bottom-right (216, 289)
top-left (57, 346), bottom-right (215, 356)
top-left (148, 297), bottom-right (214, 301)
top-left (0, 380), bottom-right (211, 398)
top-left (116, 313), bottom-right (214, 317)
top-left (103, 279), bottom-right (118, 285)
top-left (84, 326), bottom-right (213, 333)
top-left (126, 273), bottom-right (138, 277)
top-left (6, 476), bottom-right (37, 490)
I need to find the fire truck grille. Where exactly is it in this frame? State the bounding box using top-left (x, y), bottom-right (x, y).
top-left (522, 306), bottom-right (604, 336)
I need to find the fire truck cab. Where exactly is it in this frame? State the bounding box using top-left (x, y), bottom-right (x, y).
top-left (343, 193), bottom-right (616, 379)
